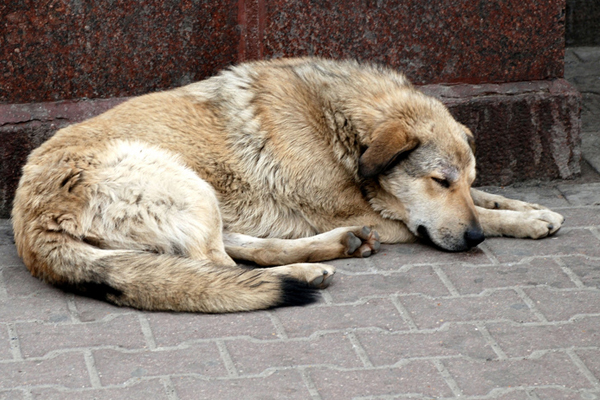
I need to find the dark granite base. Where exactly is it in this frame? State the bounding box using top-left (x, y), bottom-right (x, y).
top-left (0, 80), bottom-right (581, 217)
top-left (421, 79), bottom-right (581, 185)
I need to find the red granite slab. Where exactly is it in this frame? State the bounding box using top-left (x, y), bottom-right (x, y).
top-left (1, 0), bottom-right (238, 104)
top-left (261, 0), bottom-right (566, 85)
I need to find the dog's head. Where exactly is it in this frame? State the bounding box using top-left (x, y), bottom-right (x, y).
top-left (360, 91), bottom-right (483, 251)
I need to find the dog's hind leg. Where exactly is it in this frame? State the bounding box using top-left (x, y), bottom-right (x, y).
top-left (13, 140), bottom-right (326, 312)
top-left (223, 226), bottom-right (381, 266)
top-left (84, 141), bottom-right (236, 267)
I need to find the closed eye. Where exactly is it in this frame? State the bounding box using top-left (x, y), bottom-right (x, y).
top-left (432, 177), bottom-right (450, 188)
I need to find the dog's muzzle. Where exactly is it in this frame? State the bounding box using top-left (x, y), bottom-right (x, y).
top-left (417, 224), bottom-right (485, 251)
top-left (464, 226), bottom-right (485, 248)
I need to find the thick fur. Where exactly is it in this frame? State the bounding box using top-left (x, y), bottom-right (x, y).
top-left (11, 57), bottom-right (564, 312)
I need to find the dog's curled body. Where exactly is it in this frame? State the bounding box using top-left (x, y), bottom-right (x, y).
top-left (12, 58), bottom-right (564, 312)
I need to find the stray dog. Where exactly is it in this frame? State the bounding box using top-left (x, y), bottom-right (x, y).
top-left (11, 58), bottom-right (564, 312)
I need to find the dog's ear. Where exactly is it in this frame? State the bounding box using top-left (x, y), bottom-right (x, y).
top-left (358, 122), bottom-right (420, 179)
top-left (462, 124), bottom-right (476, 154)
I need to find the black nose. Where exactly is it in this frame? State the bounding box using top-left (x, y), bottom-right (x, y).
top-left (464, 227), bottom-right (485, 248)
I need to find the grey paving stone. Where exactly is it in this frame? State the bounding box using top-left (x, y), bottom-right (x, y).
top-left (330, 266), bottom-right (450, 302)
top-left (93, 344), bottom-right (227, 385)
top-left (581, 94), bottom-right (600, 132)
top-left (0, 352), bottom-right (91, 389)
top-left (441, 258), bottom-right (577, 295)
top-left (0, 324), bottom-right (11, 360)
top-left (307, 362), bottom-right (454, 399)
top-left (273, 298), bottom-right (408, 338)
top-left (146, 310), bottom-right (279, 346)
top-left (73, 296), bottom-right (135, 322)
top-left (226, 333), bottom-right (363, 375)
top-left (355, 324), bottom-right (497, 364)
top-left (569, 47), bottom-right (600, 63)
top-left (0, 292), bottom-right (71, 324)
top-left (30, 380), bottom-right (170, 399)
top-left (16, 314), bottom-right (148, 358)
top-left (371, 242), bottom-right (492, 268)
top-left (487, 315), bottom-right (600, 357)
top-left (532, 388), bottom-right (599, 400)
top-left (483, 392), bottom-right (530, 399)
top-left (443, 352), bottom-right (594, 396)
top-left (0, 391), bottom-right (26, 400)
top-left (524, 287), bottom-right (600, 322)
top-left (0, 242), bottom-right (23, 267)
top-left (399, 290), bottom-right (541, 329)
top-left (559, 183), bottom-right (600, 206)
top-left (173, 370), bottom-right (313, 400)
top-left (2, 264), bottom-right (59, 298)
top-left (484, 230), bottom-right (600, 263)
top-left (576, 348), bottom-right (600, 381)
top-left (328, 243), bottom-right (490, 273)
top-left (562, 255), bottom-right (600, 288)
top-left (560, 207), bottom-right (600, 227)
top-left (582, 128), bottom-right (600, 174)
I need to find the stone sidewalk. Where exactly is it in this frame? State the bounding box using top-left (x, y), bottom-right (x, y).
top-left (2, 181), bottom-right (600, 400)
top-left (1, 48), bottom-right (600, 399)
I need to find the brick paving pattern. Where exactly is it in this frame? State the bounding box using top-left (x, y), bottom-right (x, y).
top-left (1, 49), bottom-right (600, 399)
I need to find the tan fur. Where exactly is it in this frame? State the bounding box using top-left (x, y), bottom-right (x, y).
top-left (11, 57), bottom-right (564, 313)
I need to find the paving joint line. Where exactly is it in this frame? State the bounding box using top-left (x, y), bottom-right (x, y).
top-left (267, 311), bottom-right (288, 339)
top-left (553, 257), bottom-right (587, 288)
top-left (320, 288), bottom-right (334, 305)
top-left (566, 349), bottom-right (600, 389)
top-left (66, 294), bottom-right (81, 323)
top-left (83, 349), bottom-right (102, 388)
top-left (431, 265), bottom-right (460, 297)
top-left (7, 323), bottom-right (23, 361)
top-left (138, 313), bottom-right (157, 350)
top-left (160, 376), bottom-right (180, 400)
top-left (390, 295), bottom-right (419, 330)
top-left (431, 359), bottom-right (463, 397)
top-left (475, 322), bottom-right (508, 360)
top-left (299, 368), bottom-right (323, 400)
top-left (526, 389), bottom-right (541, 399)
top-left (215, 340), bottom-right (239, 378)
top-left (346, 331), bottom-right (373, 367)
top-left (0, 267), bottom-right (8, 301)
top-left (477, 242), bottom-right (500, 264)
top-left (513, 287), bottom-right (549, 323)
top-left (589, 227), bottom-right (600, 242)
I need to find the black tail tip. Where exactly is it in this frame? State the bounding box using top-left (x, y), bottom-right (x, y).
top-left (277, 278), bottom-right (321, 308)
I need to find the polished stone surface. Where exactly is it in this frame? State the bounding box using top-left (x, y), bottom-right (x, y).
top-left (1, 0), bottom-right (238, 104)
top-left (262, 0), bottom-right (566, 85)
top-left (2, 0), bottom-right (565, 103)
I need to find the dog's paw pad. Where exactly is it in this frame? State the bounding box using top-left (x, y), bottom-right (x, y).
top-left (308, 267), bottom-right (335, 289)
top-left (353, 226), bottom-right (381, 256)
top-left (344, 232), bottom-right (363, 255)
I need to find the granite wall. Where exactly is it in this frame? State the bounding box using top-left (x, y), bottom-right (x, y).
top-left (0, 0), bottom-right (580, 216)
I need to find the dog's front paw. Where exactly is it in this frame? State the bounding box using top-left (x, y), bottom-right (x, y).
top-left (342, 226), bottom-right (381, 258)
top-left (515, 210), bottom-right (565, 239)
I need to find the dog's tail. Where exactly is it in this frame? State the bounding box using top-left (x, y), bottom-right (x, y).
top-left (20, 240), bottom-right (319, 313)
